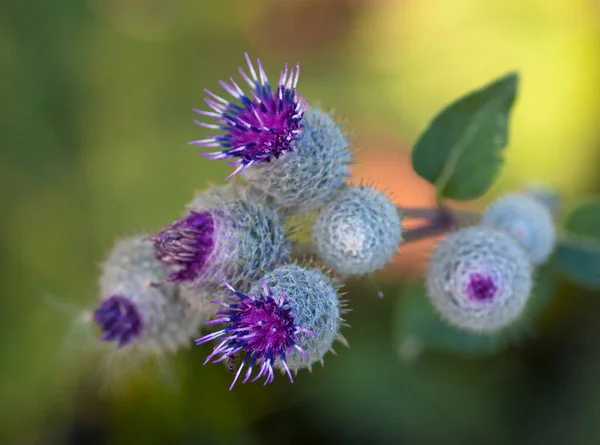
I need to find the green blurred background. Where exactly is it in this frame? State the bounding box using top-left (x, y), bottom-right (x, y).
top-left (2, 0), bottom-right (600, 443)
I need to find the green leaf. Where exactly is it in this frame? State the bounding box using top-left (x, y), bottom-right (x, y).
top-left (556, 199), bottom-right (600, 289)
top-left (393, 263), bottom-right (556, 359)
top-left (411, 72), bottom-right (519, 200)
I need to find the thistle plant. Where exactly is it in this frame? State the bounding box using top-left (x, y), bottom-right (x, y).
top-left (87, 52), bottom-right (600, 390)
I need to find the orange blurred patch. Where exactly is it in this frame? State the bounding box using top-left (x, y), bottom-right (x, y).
top-left (350, 134), bottom-right (438, 279)
top-left (245, 0), bottom-right (357, 57)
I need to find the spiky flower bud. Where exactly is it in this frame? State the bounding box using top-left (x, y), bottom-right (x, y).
top-left (481, 193), bottom-right (556, 265)
top-left (249, 264), bottom-right (344, 372)
top-left (243, 106), bottom-right (352, 214)
top-left (196, 279), bottom-right (314, 390)
top-left (426, 226), bottom-right (533, 333)
top-left (196, 265), bottom-right (344, 389)
top-left (189, 53), bottom-right (307, 179)
top-left (150, 188), bottom-right (291, 290)
top-left (97, 236), bottom-right (206, 352)
top-left (312, 185), bottom-right (402, 276)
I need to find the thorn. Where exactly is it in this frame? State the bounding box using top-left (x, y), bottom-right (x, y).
top-left (337, 334), bottom-right (350, 348)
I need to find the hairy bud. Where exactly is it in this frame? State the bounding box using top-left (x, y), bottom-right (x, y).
top-left (313, 185), bottom-right (402, 276)
top-left (97, 236), bottom-right (207, 352)
top-left (243, 106), bottom-right (352, 214)
top-left (150, 187), bottom-right (291, 290)
top-left (250, 264), bottom-right (344, 371)
top-left (426, 226), bottom-right (533, 333)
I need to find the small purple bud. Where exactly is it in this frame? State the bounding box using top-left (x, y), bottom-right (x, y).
top-left (466, 273), bottom-right (498, 302)
top-left (94, 295), bottom-right (143, 348)
top-left (150, 211), bottom-right (215, 282)
top-left (426, 226), bottom-right (533, 333)
top-left (189, 53), bottom-right (307, 179)
top-left (196, 279), bottom-right (312, 390)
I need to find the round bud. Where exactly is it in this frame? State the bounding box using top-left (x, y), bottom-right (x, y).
top-left (426, 226), bottom-right (533, 333)
top-left (312, 185), bottom-right (402, 276)
top-left (97, 236), bottom-right (206, 352)
top-left (481, 193), bottom-right (556, 265)
top-left (250, 264), bottom-right (343, 371)
top-left (151, 186), bottom-right (291, 290)
top-left (243, 106), bottom-right (352, 214)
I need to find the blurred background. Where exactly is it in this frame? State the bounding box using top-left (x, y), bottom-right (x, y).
top-left (2, 0), bottom-right (600, 443)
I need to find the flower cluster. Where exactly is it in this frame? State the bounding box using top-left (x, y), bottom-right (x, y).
top-left (89, 53), bottom-right (560, 391)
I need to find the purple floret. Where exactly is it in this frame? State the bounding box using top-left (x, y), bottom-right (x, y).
top-left (196, 279), bottom-right (312, 390)
top-left (467, 273), bottom-right (498, 302)
top-left (94, 295), bottom-right (143, 347)
top-left (150, 211), bottom-right (215, 282)
top-left (189, 52), bottom-right (307, 179)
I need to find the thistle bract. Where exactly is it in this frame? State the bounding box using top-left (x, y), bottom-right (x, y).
top-left (426, 226), bottom-right (533, 333)
top-left (150, 211), bottom-right (215, 283)
top-left (150, 187), bottom-right (291, 290)
top-left (196, 280), bottom-right (313, 390)
top-left (97, 236), bottom-right (206, 352)
top-left (190, 53), bottom-right (307, 179)
top-left (313, 185), bottom-right (402, 276)
top-left (481, 193), bottom-right (556, 265)
top-left (249, 264), bottom-right (343, 371)
top-left (243, 106), bottom-right (352, 214)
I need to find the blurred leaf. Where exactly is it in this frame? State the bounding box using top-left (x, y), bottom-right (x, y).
top-left (411, 73), bottom-right (518, 200)
top-left (556, 199), bottom-right (600, 289)
top-left (394, 262), bottom-right (556, 358)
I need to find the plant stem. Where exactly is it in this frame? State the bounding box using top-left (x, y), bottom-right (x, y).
top-left (400, 205), bottom-right (481, 244)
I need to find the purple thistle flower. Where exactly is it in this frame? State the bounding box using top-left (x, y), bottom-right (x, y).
top-left (94, 295), bottom-right (143, 348)
top-left (149, 211), bottom-right (215, 282)
top-left (466, 273), bottom-right (498, 302)
top-left (196, 279), bottom-right (313, 390)
top-left (189, 53), bottom-right (308, 179)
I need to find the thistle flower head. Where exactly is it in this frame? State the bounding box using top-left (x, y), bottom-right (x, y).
top-left (244, 106), bottom-right (352, 214)
top-left (94, 295), bottom-right (143, 347)
top-left (190, 53), bottom-right (307, 179)
top-left (196, 280), bottom-right (312, 390)
top-left (313, 185), bottom-right (402, 276)
top-left (150, 210), bottom-right (215, 282)
top-left (426, 226), bottom-right (533, 333)
top-left (150, 190), bottom-right (291, 289)
top-left (249, 264), bottom-right (344, 371)
top-left (99, 236), bottom-right (207, 352)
